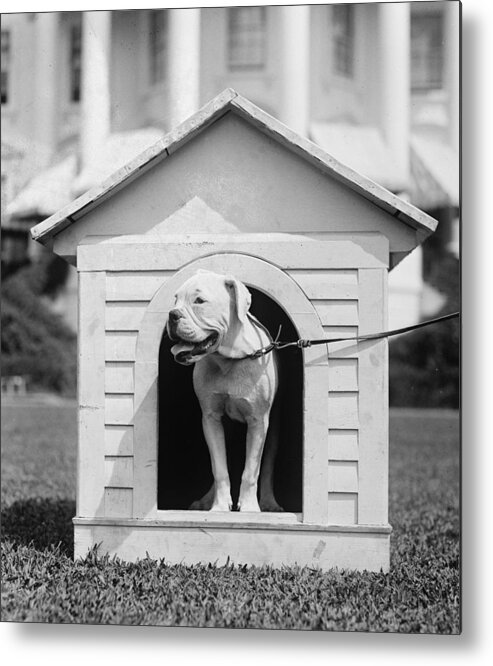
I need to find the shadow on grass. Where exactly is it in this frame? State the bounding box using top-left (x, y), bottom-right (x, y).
top-left (1, 498), bottom-right (75, 556)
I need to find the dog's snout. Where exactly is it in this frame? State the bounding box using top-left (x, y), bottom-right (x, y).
top-left (169, 309), bottom-right (183, 323)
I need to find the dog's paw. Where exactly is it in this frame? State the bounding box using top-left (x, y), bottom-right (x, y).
top-left (189, 498), bottom-right (212, 511)
top-left (210, 490), bottom-right (233, 512)
top-left (189, 485), bottom-right (215, 511)
top-left (237, 496), bottom-right (261, 512)
top-left (259, 497), bottom-right (284, 512)
top-left (210, 499), bottom-right (233, 512)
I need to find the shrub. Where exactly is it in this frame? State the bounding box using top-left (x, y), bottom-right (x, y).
top-left (389, 253), bottom-right (459, 408)
top-left (1, 256), bottom-right (77, 396)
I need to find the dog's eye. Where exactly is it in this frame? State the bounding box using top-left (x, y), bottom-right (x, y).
top-left (194, 297), bottom-right (206, 304)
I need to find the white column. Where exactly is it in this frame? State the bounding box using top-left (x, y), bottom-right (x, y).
top-left (35, 12), bottom-right (59, 163)
top-left (167, 8), bottom-right (201, 129)
top-left (278, 5), bottom-right (310, 136)
top-left (444, 1), bottom-right (460, 153)
top-left (377, 2), bottom-right (410, 186)
top-left (81, 11), bottom-right (112, 170)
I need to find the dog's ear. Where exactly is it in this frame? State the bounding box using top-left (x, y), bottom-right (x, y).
top-left (225, 276), bottom-right (251, 324)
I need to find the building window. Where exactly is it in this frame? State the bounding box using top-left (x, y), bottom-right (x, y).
top-left (1, 30), bottom-right (11, 105)
top-left (227, 7), bottom-right (266, 70)
top-left (1, 173), bottom-right (7, 218)
top-left (69, 22), bottom-right (82, 103)
top-left (149, 10), bottom-right (167, 85)
top-left (411, 13), bottom-right (444, 90)
top-left (332, 4), bottom-right (354, 78)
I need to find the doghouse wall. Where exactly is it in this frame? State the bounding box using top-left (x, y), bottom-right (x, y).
top-left (77, 242), bottom-right (388, 527)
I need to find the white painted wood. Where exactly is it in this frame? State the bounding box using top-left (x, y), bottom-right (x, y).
top-left (151, 196), bottom-right (242, 235)
top-left (357, 269), bottom-right (389, 525)
top-left (313, 300), bottom-right (359, 327)
top-left (133, 360), bottom-right (159, 519)
top-left (303, 343), bottom-right (331, 369)
top-left (328, 461), bottom-right (359, 493)
top-left (77, 271), bottom-right (106, 518)
top-left (358, 338), bottom-right (389, 525)
top-left (106, 271), bottom-right (173, 301)
top-left (104, 488), bottom-right (133, 518)
top-left (162, 86), bottom-right (238, 157)
top-left (74, 516), bottom-right (390, 532)
top-left (303, 366), bottom-right (330, 524)
top-left (133, 313), bottom-right (165, 363)
top-left (105, 394), bottom-right (134, 425)
top-left (105, 332), bottom-right (137, 361)
top-left (323, 327), bottom-right (359, 359)
top-left (328, 392), bottom-right (359, 429)
top-left (105, 362), bottom-right (134, 394)
top-left (155, 511), bottom-right (301, 525)
top-left (328, 358), bottom-right (358, 392)
top-left (358, 268), bottom-right (387, 334)
top-left (105, 425), bottom-right (134, 456)
top-left (105, 301), bottom-right (148, 331)
top-left (323, 326), bottom-right (358, 339)
top-left (287, 269), bottom-right (358, 300)
top-left (77, 234), bottom-right (389, 272)
top-left (328, 430), bottom-right (359, 461)
top-left (104, 456), bottom-right (133, 488)
top-left (327, 493), bottom-right (358, 525)
top-left (83, 230), bottom-right (386, 249)
top-left (73, 521), bottom-right (390, 572)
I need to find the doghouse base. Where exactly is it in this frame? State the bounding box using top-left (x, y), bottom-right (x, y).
top-left (73, 517), bottom-right (391, 572)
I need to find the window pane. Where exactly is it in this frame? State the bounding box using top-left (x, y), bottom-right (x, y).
top-left (332, 4), bottom-right (354, 78)
top-left (149, 10), bottom-right (167, 85)
top-left (69, 23), bottom-right (82, 103)
top-left (1, 30), bottom-right (10, 105)
top-left (228, 7), bottom-right (266, 70)
top-left (411, 14), bottom-right (444, 90)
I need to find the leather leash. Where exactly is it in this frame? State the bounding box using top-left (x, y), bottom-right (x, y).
top-left (248, 311), bottom-right (460, 359)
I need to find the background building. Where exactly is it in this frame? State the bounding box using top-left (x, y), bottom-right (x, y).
top-left (1, 2), bottom-right (459, 331)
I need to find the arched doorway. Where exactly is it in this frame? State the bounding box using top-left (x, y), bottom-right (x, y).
top-left (158, 285), bottom-right (303, 512)
top-left (133, 253), bottom-right (329, 522)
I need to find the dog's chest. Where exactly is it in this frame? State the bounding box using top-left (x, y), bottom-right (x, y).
top-left (193, 356), bottom-right (277, 423)
top-left (223, 396), bottom-right (252, 423)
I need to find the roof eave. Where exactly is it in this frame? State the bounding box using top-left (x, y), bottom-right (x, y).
top-left (31, 88), bottom-right (240, 245)
top-left (229, 95), bottom-right (438, 238)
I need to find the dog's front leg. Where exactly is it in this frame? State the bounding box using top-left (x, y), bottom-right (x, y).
top-left (238, 416), bottom-right (269, 512)
top-left (259, 396), bottom-right (283, 512)
top-left (201, 413), bottom-right (232, 511)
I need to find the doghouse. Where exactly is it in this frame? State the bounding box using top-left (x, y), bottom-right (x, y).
top-left (31, 89), bottom-right (437, 572)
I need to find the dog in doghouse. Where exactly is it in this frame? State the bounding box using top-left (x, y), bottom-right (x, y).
top-left (166, 270), bottom-right (282, 512)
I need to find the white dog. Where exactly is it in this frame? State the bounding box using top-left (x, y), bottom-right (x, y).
top-left (166, 270), bottom-right (281, 512)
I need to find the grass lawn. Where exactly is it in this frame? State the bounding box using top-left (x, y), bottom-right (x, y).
top-left (1, 401), bottom-right (460, 632)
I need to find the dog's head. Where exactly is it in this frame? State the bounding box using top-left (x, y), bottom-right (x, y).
top-left (167, 270), bottom-right (252, 365)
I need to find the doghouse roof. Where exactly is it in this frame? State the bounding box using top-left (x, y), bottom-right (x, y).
top-left (31, 88), bottom-right (437, 267)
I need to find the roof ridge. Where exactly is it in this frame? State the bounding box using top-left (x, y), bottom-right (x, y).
top-left (31, 87), bottom-right (437, 244)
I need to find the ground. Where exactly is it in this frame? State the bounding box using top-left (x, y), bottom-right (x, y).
top-left (1, 399), bottom-right (460, 631)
